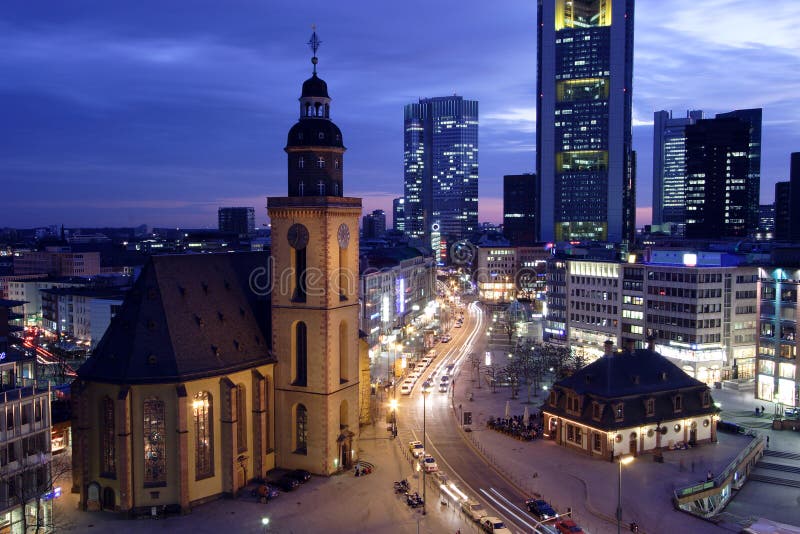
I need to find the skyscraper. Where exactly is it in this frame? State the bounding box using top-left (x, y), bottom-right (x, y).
top-left (218, 206), bottom-right (256, 236)
top-left (503, 174), bottom-right (538, 245)
top-left (791, 152), bottom-right (800, 243)
top-left (684, 116), bottom-right (751, 239)
top-left (717, 108), bottom-right (762, 235)
top-left (774, 181), bottom-right (791, 241)
top-left (652, 110), bottom-right (703, 233)
top-left (392, 197), bottom-right (405, 232)
top-left (536, 0), bottom-right (635, 244)
top-left (362, 209), bottom-right (386, 239)
top-left (403, 96), bottom-right (478, 250)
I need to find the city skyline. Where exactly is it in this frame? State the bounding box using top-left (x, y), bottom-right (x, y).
top-left (2, 1), bottom-right (799, 229)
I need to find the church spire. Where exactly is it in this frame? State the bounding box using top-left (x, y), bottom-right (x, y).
top-left (308, 26), bottom-right (321, 75)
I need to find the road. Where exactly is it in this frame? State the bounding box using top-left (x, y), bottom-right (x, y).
top-left (395, 300), bottom-right (552, 534)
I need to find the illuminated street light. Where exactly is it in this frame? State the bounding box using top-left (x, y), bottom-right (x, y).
top-left (421, 384), bottom-right (431, 515)
top-left (617, 455), bottom-right (634, 534)
top-left (261, 517), bottom-right (270, 533)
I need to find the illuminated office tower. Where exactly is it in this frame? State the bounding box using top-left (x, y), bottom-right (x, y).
top-left (652, 110), bottom-right (703, 233)
top-left (536, 0), bottom-right (635, 244)
top-left (403, 96), bottom-right (479, 251)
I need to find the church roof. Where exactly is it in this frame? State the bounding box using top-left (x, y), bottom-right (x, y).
top-left (301, 73), bottom-right (329, 99)
top-left (286, 119), bottom-right (344, 149)
top-left (77, 252), bottom-right (273, 384)
top-left (558, 348), bottom-right (705, 397)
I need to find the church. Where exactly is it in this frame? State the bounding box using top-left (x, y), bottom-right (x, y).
top-left (71, 32), bottom-right (363, 514)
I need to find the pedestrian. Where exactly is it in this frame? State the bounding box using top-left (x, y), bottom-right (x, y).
top-left (755, 407), bottom-right (760, 416)
top-left (766, 436), bottom-right (770, 448)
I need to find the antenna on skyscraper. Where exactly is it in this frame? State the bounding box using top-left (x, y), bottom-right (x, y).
top-left (308, 25), bottom-right (321, 74)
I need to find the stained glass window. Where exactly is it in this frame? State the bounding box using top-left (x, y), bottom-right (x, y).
top-left (193, 392), bottom-right (213, 479)
top-left (236, 385), bottom-right (247, 453)
top-left (143, 398), bottom-right (166, 486)
top-left (101, 397), bottom-right (115, 476)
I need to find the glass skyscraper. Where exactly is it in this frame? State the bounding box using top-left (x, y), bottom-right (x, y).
top-left (652, 110), bottom-right (703, 233)
top-left (403, 96), bottom-right (478, 251)
top-left (536, 0), bottom-right (635, 244)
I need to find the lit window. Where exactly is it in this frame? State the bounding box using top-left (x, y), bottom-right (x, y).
top-left (144, 398), bottom-right (166, 486)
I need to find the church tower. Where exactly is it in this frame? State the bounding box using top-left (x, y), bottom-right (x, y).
top-left (269, 30), bottom-right (361, 475)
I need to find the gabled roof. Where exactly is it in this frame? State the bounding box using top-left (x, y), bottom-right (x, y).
top-left (78, 252), bottom-right (273, 384)
top-left (557, 348), bottom-right (705, 397)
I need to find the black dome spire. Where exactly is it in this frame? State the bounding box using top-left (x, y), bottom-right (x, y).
top-left (302, 74), bottom-right (329, 99)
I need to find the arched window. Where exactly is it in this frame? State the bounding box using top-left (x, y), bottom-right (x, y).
top-left (339, 321), bottom-right (348, 383)
top-left (324, 103), bottom-right (330, 117)
top-left (143, 398), bottom-right (166, 486)
top-left (295, 404), bottom-right (308, 454)
top-left (305, 103), bottom-right (312, 117)
top-left (193, 391), bottom-right (213, 479)
top-left (334, 159), bottom-right (339, 170)
top-left (314, 102), bottom-right (322, 116)
top-left (236, 384), bottom-right (247, 453)
top-left (294, 322), bottom-right (308, 386)
top-left (298, 156), bottom-right (304, 169)
top-left (101, 396), bottom-right (115, 476)
top-left (317, 156), bottom-right (325, 169)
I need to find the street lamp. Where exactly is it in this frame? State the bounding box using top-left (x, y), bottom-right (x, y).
top-left (421, 384), bottom-right (430, 515)
top-left (617, 454), bottom-right (634, 534)
top-left (261, 517), bottom-right (270, 533)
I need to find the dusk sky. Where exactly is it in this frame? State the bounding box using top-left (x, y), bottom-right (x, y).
top-left (2, 1), bottom-right (799, 230)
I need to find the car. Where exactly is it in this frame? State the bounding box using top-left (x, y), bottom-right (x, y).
top-left (419, 454), bottom-right (438, 472)
top-left (440, 375), bottom-right (450, 384)
top-left (422, 379), bottom-right (433, 390)
top-left (400, 384), bottom-right (412, 395)
top-left (288, 469), bottom-right (311, 483)
top-left (461, 499), bottom-right (488, 522)
top-left (438, 383), bottom-right (448, 393)
top-left (275, 475), bottom-right (300, 492)
top-left (421, 357), bottom-right (433, 366)
top-left (525, 498), bottom-right (557, 521)
top-left (554, 519), bottom-right (584, 534)
top-left (785, 407), bottom-right (799, 418)
top-left (409, 440), bottom-right (425, 458)
top-left (480, 517), bottom-right (512, 533)
top-left (441, 335), bottom-right (452, 343)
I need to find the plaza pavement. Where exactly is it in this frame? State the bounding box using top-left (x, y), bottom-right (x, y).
top-left (449, 365), bottom-right (800, 534)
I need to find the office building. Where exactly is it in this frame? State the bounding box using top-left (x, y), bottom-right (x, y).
top-left (217, 207), bottom-right (255, 237)
top-left (362, 209), bottom-right (387, 239)
top-left (792, 153), bottom-right (800, 243)
top-left (652, 110), bottom-right (703, 233)
top-left (403, 96), bottom-right (479, 251)
top-left (393, 197), bottom-right (405, 233)
top-left (537, 0), bottom-right (635, 243)
top-left (717, 109), bottom-right (762, 235)
top-left (685, 115), bottom-right (754, 239)
top-left (503, 174), bottom-right (537, 246)
top-left (757, 203), bottom-right (775, 241)
top-left (775, 182), bottom-right (791, 241)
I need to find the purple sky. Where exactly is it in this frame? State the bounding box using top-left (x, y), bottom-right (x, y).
top-left (1, 1), bottom-right (799, 230)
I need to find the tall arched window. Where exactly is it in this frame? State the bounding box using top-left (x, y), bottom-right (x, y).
top-left (193, 391), bottom-right (213, 479)
top-left (143, 397), bottom-right (166, 486)
top-left (298, 156), bottom-right (304, 169)
top-left (339, 321), bottom-right (348, 383)
top-left (295, 404), bottom-right (308, 454)
top-left (236, 385), bottom-right (247, 453)
top-left (101, 396), bottom-right (115, 476)
top-left (294, 322), bottom-right (308, 386)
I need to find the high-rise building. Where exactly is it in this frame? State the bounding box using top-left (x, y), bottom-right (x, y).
top-left (503, 174), bottom-right (537, 245)
top-left (652, 110), bottom-right (703, 232)
top-left (362, 209), bottom-right (386, 239)
top-left (791, 152), bottom-right (800, 243)
top-left (403, 96), bottom-right (478, 250)
top-left (536, 0), bottom-right (635, 244)
top-left (392, 197), bottom-right (405, 232)
top-left (218, 207), bottom-right (256, 236)
top-left (775, 182), bottom-right (791, 241)
top-left (716, 109), bottom-right (762, 235)
top-left (685, 116), bottom-right (754, 239)
top-left (758, 203), bottom-right (776, 241)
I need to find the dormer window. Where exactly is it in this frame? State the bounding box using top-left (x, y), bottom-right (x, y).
top-left (702, 390), bottom-right (710, 408)
top-left (592, 402), bottom-right (601, 420)
top-left (614, 403), bottom-right (624, 421)
top-left (674, 394), bottom-right (683, 412)
top-left (549, 390), bottom-right (557, 407)
top-left (645, 398), bottom-right (655, 416)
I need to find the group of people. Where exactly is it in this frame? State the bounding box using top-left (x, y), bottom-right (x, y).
top-left (487, 414), bottom-right (543, 441)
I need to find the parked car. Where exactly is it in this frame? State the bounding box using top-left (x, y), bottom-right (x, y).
top-left (419, 454), bottom-right (438, 472)
top-left (441, 335), bottom-right (452, 343)
top-left (409, 440), bottom-right (425, 458)
top-left (401, 383), bottom-right (412, 395)
top-left (480, 517), bottom-right (512, 533)
top-left (525, 498), bottom-right (557, 521)
top-left (421, 357), bottom-right (433, 366)
top-left (275, 475), bottom-right (300, 492)
top-left (288, 469), bottom-right (311, 483)
top-left (555, 519), bottom-right (584, 534)
top-left (461, 499), bottom-right (488, 522)
top-left (438, 383), bottom-right (449, 393)
top-left (785, 407), bottom-right (799, 418)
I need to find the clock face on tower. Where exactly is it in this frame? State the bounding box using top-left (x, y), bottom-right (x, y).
top-left (337, 223), bottom-right (350, 249)
top-left (287, 223), bottom-right (309, 249)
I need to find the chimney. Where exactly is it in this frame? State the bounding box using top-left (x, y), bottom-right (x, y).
top-left (647, 335), bottom-right (656, 351)
top-left (604, 340), bottom-right (614, 356)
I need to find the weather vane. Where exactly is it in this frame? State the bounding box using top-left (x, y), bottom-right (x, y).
top-left (308, 25), bottom-right (321, 74)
